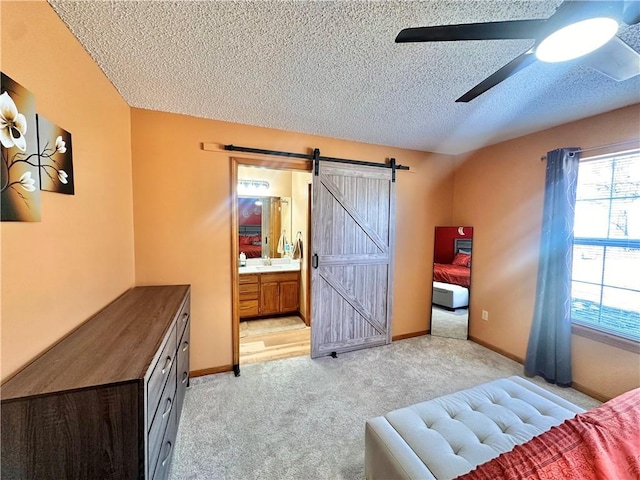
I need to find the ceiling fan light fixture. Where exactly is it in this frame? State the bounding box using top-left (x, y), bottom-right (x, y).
top-left (535, 17), bottom-right (619, 63)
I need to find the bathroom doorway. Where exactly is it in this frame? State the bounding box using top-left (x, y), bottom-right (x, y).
top-left (231, 157), bottom-right (312, 374)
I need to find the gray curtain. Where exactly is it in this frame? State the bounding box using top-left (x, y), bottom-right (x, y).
top-left (524, 147), bottom-right (580, 387)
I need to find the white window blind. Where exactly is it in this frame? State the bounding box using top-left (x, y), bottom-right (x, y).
top-left (571, 150), bottom-right (640, 342)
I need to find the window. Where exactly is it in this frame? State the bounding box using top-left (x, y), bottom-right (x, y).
top-left (571, 149), bottom-right (640, 343)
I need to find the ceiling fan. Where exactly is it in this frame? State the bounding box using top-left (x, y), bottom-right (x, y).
top-left (396, 1), bottom-right (640, 102)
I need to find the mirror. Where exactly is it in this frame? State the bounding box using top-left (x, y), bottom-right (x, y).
top-left (237, 166), bottom-right (296, 260)
top-left (430, 226), bottom-right (473, 339)
top-left (238, 196), bottom-right (291, 259)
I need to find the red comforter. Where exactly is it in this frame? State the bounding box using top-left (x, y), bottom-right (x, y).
top-left (458, 387), bottom-right (640, 480)
top-left (433, 263), bottom-right (471, 288)
top-left (240, 244), bottom-right (262, 258)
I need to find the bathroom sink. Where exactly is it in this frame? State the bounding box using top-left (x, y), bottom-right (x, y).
top-left (239, 262), bottom-right (300, 274)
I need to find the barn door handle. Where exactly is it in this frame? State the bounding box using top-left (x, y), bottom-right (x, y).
top-left (312, 254), bottom-right (318, 269)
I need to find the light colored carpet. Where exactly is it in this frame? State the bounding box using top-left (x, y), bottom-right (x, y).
top-left (240, 316), bottom-right (307, 338)
top-left (169, 335), bottom-right (600, 480)
top-left (431, 306), bottom-right (468, 339)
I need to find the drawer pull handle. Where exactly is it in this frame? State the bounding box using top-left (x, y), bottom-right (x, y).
top-left (182, 312), bottom-right (188, 323)
top-left (182, 371), bottom-right (189, 384)
top-left (162, 397), bottom-right (172, 418)
top-left (182, 341), bottom-right (189, 352)
top-left (161, 441), bottom-right (173, 467)
top-left (161, 356), bottom-right (173, 375)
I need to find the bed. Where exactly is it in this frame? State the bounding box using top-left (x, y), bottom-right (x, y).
top-left (459, 385), bottom-right (640, 479)
top-left (433, 238), bottom-right (472, 288)
top-left (433, 264), bottom-right (471, 288)
top-left (365, 376), bottom-right (640, 480)
top-left (239, 235), bottom-right (262, 258)
top-left (239, 226), bottom-right (263, 258)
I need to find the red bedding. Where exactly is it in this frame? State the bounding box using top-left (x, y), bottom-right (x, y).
top-left (433, 263), bottom-right (471, 288)
top-left (239, 244), bottom-right (262, 258)
top-left (239, 235), bottom-right (263, 258)
top-left (458, 387), bottom-right (640, 480)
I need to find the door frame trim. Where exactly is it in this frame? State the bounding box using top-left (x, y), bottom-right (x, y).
top-left (230, 156), bottom-right (312, 375)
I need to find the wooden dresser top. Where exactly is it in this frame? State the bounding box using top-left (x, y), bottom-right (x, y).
top-left (1, 285), bottom-right (190, 402)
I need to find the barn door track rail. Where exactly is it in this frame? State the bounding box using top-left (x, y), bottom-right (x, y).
top-left (224, 144), bottom-right (409, 181)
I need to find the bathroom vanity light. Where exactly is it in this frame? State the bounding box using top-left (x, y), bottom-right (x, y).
top-left (238, 179), bottom-right (270, 193)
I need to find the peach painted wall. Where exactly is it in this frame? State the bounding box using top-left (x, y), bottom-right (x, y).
top-left (453, 105), bottom-right (640, 400)
top-left (1, 1), bottom-right (135, 380)
top-left (131, 108), bottom-right (454, 372)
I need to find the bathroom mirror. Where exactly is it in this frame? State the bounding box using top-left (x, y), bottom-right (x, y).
top-left (238, 196), bottom-right (292, 259)
top-left (430, 226), bottom-right (473, 339)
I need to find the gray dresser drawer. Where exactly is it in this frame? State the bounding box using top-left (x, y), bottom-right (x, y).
top-left (176, 319), bottom-right (190, 420)
top-left (152, 406), bottom-right (178, 480)
top-left (176, 295), bottom-right (190, 342)
top-left (147, 324), bottom-right (177, 425)
top-left (148, 360), bottom-right (177, 472)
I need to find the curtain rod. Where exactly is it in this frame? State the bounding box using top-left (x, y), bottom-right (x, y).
top-left (539, 138), bottom-right (639, 161)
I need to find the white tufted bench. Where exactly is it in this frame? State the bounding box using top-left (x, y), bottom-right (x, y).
top-left (364, 376), bottom-right (584, 480)
top-left (432, 282), bottom-right (468, 309)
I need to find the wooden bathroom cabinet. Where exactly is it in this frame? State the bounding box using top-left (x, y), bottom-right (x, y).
top-left (240, 271), bottom-right (300, 318)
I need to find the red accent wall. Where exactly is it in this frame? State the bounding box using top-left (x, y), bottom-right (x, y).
top-left (433, 226), bottom-right (473, 264)
top-left (238, 198), bottom-right (262, 226)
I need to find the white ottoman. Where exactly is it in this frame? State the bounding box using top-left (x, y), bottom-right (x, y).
top-left (364, 376), bottom-right (584, 480)
top-left (432, 281), bottom-right (469, 309)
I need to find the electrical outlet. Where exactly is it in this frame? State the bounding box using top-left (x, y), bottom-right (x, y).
top-left (482, 310), bottom-right (489, 321)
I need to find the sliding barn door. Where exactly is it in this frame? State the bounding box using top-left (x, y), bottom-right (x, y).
top-left (311, 161), bottom-right (396, 358)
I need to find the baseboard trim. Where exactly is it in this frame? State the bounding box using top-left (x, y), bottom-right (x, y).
top-left (393, 330), bottom-right (428, 341)
top-left (190, 365), bottom-right (233, 378)
top-left (468, 335), bottom-right (524, 364)
top-left (468, 336), bottom-right (613, 402)
top-left (570, 382), bottom-right (610, 403)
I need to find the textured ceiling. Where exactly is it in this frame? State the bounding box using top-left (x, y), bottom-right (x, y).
top-left (48, 1), bottom-right (640, 155)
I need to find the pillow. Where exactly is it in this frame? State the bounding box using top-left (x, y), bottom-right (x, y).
top-left (452, 253), bottom-right (471, 267)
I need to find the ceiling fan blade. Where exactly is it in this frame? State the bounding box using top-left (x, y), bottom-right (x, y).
top-left (583, 36), bottom-right (640, 81)
top-left (456, 50), bottom-right (537, 103)
top-left (395, 20), bottom-right (545, 43)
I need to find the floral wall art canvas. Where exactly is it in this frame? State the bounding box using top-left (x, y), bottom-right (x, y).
top-left (1, 72), bottom-right (41, 221)
top-left (37, 115), bottom-right (74, 195)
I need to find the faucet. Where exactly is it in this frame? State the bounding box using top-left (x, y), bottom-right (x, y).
top-left (263, 256), bottom-right (271, 266)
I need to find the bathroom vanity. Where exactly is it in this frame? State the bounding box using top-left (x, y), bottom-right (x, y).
top-left (239, 261), bottom-right (300, 318)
